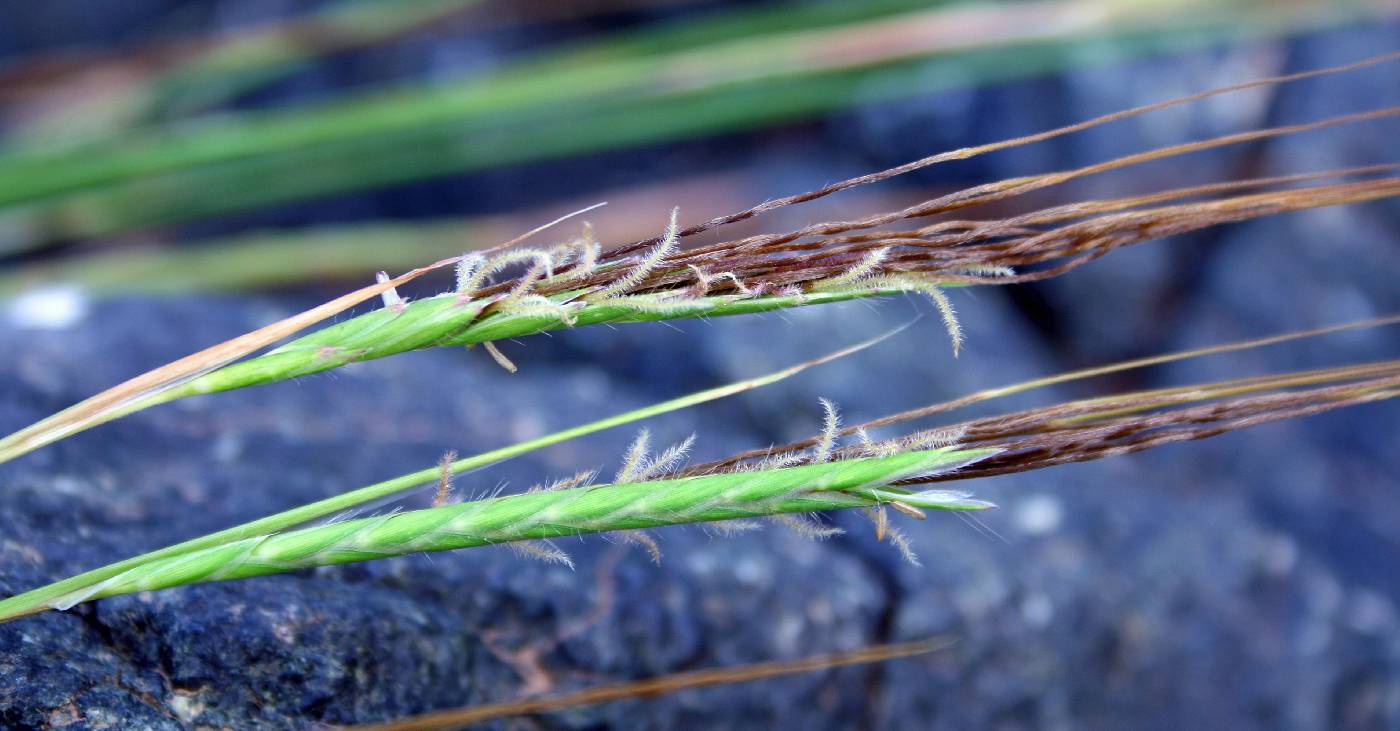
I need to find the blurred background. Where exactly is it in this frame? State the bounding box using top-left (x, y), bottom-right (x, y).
top-left (1, 1), bottom-right (1398, 728)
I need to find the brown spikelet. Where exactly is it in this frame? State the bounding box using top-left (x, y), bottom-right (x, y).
top-left (677, 318), bottom-right (1400, 478)
top-left (909, 363), bottom-right (1400, 483)
top-left (598, 52), bottom-right (1400, 263)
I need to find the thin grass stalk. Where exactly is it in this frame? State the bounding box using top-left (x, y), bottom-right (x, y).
top-left (347, 637), bottom-right (953, 731)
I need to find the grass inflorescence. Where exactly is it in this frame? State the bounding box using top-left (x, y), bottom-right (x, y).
top-left (0, 53), bottom-right (1396, 633)
top-left (3, 314), bottom-right (1393, 623)
top-left (36, 448), bottom-right (996, 614)
top-left (1, 52), bottom-right (1397, 466)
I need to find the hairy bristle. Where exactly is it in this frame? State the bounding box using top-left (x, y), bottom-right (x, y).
top-left (550, 224), bottom-right (601, 283)
top-left (885, 525), bottom-right (921, 566)
top-left (748, 450), bottom-right (807, 472)
top-left (586, 208), bottom-right (680, 301)
top-left (618, 530), bottom-right (664, 565)
top-left (924, 284), bottom-right (963, 356)
top-left (496, 254), bottom-right (554, 309)
top-left (507, 540), bottom-right (575, 569)
top-left (459, 249), bottom-right (552, 301)
top-left (530, 469), bottom-right (598, 494)
top-left (708, 519), bottom-right (764, 536)
top-left (899, 426), bottom-right (969, 451)
top-left (637, 434), bottom-right (696, 481)
top-left (616, 429), bottom-right (651, 483)
top-left (956, 265), bottom-right (1016, 278)
top-left (497, 294), bottom-right (579, 325)
top-left (608, 293), bottom-right (710, 314)
top-left (454, 254), bottom-right (484, 296)
top-left (814, 398), bottom-right (841, 463)
top-left (773, 513), bottom-right (844, 540)
top-left (688, 265), bottom-right (752, 297)
top-left (434, 450), bottom-right (457, 507)
top-left (811, 248), bottom-right (888, 291)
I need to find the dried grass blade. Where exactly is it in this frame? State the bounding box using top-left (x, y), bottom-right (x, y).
top-left (347, 637), bottom-right (952, 730)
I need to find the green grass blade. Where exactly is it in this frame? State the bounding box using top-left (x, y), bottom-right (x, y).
top-left (0, 220), bottom-right (479, 298)
top-left (4, 0), bottom-right (485, 146)
top-left (0, 0), bottom-right (1373, 241)
top-left (143, 0), bottom-right (485, 120)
